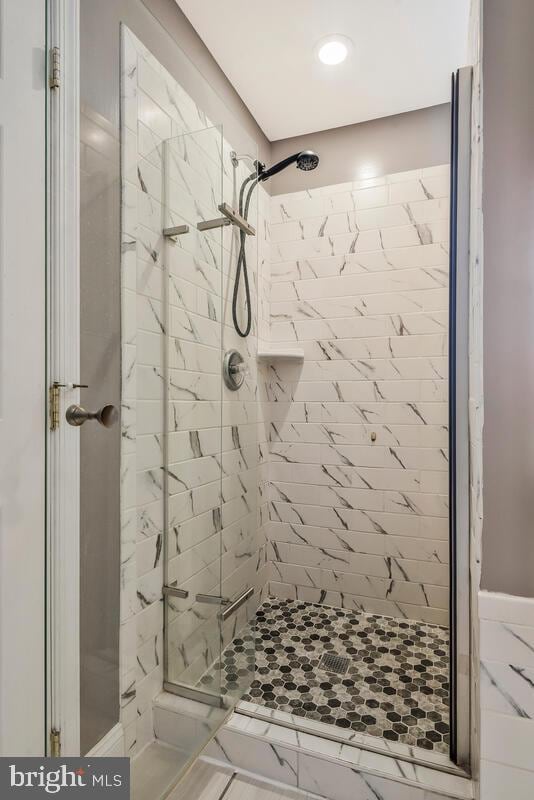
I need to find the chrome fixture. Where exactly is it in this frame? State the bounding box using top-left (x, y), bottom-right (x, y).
top-left (223, 349), bottom-right (246, 391)
top-left (230, 150), bottom-right (256, 168)
top-left (163, 582), bottom-right (189, 599)
top-left (195, 593), bottom-right (229, 606)
top-left (195, 587), bottom-right (254, 621)
top-left (231, 150), bottom-right (320, 338)
top-left (65, 404), bottom-right (118, 428)
top-left (163, 223), bottom-right (189, 240)
top-left (197, 202), bottom-right (255, 237)
top-left (220, 586), bottom-right (253, 622)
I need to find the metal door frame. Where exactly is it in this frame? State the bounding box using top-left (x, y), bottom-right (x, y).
top-left (449, 65), bottom-right (473, 771)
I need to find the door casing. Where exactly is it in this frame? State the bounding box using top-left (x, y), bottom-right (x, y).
top-left (46, 0), bottom-right (83, 757)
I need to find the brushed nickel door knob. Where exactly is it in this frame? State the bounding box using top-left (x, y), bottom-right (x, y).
top-left (66, 404), bottom-right (118, 428)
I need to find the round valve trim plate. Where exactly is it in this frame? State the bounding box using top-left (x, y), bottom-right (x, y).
top-left (223, 349), bottom-right (245, 391)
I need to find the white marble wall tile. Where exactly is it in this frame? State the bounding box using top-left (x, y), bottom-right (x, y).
top-left (204, 728), bottom-right (299, 787)
top-left (270, 267), bottom-right (446, 302)
top-left (480, 620), bottom-right (534, 667)
top-left (479, 591), bottom-right (534, 799)
top-left (270, 312), bottom-right (448, 344)
top-left (267, 521), bottom-right (448, 560)
top-left (298, 754), bottom-right (468, 800)
top-left (266, 170), bottom-right (449, 624)
top-left (479, 591), bottom-right (534, 627)
top-left (300, 755), bottom-right (412, 800)
top-left (480, 760), bottom-right (534, 800)
top-left (481, 711), bottom-right (534, 771)
top-left (270, 244), bottom-right (447, 284)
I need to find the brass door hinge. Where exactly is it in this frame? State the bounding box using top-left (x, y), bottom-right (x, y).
top-left (49, 382), bottom-right (65, 431)
top-left (50, 47), bottom-right (60, 90)
top-left (50, 729), bottom-right (61, 757)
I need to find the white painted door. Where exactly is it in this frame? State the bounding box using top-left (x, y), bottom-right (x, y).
top-left (0, 0), bottom-right (47, 755)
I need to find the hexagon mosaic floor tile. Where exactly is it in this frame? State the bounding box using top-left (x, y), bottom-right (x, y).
top-left (205, 598), bottom-right (450, 753)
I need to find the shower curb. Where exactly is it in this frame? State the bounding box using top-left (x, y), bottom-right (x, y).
top-left (201, 711), bottom-right (474, 800)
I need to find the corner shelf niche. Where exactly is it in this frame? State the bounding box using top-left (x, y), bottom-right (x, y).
top-left (256, 347), bottom-right (304, 363)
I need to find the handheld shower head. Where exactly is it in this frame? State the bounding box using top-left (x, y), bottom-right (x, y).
top-left (297, 150), bottom-right (320, 171)
top-left (256, 150), bottom-right (320, 182)
top-left (231, 148), bottom-right (319, 338)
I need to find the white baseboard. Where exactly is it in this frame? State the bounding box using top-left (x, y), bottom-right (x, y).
top-left (86, 723), bottom-right (125, 757)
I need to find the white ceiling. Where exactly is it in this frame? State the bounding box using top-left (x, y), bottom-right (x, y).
top-left (177, 0), bottom-right (471, 141)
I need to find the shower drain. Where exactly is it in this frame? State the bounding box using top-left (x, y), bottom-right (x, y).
top-left (318, 653), bottom-right (350, 675)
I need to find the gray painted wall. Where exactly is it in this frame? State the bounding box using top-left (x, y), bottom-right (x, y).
top-left (481, 0), bottom-right (534, 597)
top-left (269, 104), bottom-right (451, 195)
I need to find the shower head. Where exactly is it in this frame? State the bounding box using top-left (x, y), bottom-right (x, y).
top-left (297, 151), bottom-right (320, 171)
top-left (256, 150), bottom-right (320, 182)
top-left (231, 149), bottom-right (318, 338)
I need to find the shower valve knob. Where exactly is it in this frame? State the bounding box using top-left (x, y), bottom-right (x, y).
top-left (223, 349), bottom-right (246, 391)
top-left (66, 403), bottom-right (118, 428)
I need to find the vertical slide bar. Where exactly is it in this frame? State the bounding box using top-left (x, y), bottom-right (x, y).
top-left (449, 66), bottom-right (472, 770)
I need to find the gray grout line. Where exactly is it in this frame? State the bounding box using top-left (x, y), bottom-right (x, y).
top-left (216, 772), bottom-right (238, 800)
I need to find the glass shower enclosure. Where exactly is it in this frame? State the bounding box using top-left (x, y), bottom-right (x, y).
top-left (161, 125), bottom-right (259, 716)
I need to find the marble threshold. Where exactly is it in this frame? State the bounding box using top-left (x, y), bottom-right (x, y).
top-left (237, 700), bottom-right (464, 775)
top-left (203, 711), bottom-right (474, 800)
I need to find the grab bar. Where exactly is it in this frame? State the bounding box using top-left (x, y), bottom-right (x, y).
top-left (194, 586), bottom-right (254, 621)
top-left (220, 586), bottom-right (254, 622)
top-left (195, 593), bottom-right (229, 606)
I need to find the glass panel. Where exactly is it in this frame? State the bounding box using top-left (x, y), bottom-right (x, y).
top-left (163, 125), bottom-right (259, 712)
top-left (163, 126), bottom-right (225, 703)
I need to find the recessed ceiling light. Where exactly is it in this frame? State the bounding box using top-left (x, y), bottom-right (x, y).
top-left (316, 35), bottom-right (352, 66)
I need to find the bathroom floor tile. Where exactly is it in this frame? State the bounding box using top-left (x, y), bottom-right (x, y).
top-left (202, 598), bottom-right (450, 754)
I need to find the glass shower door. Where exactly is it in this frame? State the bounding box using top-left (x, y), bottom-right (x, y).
top-left (162, 125), bottom-right (258, 713)
top-left (163, 125), bottom-right (225, 706)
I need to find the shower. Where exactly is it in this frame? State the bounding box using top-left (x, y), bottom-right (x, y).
top-left (232, 150), bottom-right (320, 338)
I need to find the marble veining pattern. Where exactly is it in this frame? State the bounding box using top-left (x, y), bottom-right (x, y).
top-left (265, 167), bottom-right (450, 626)
top-left (202, 716), bottom-right (470, 800)
top-left (479, 592), bottom-right (534, 800)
